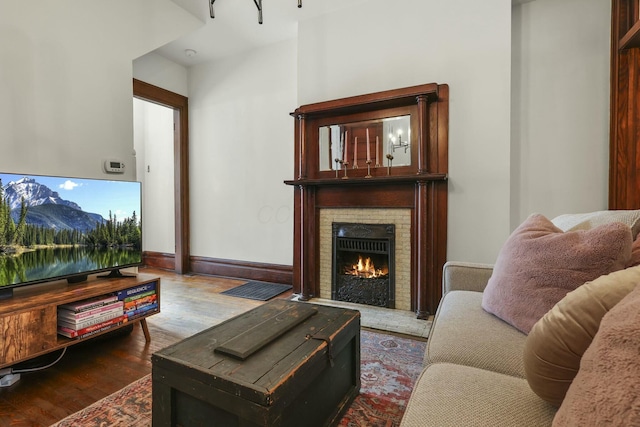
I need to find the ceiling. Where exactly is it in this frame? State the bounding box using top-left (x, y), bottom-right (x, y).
top-left (155, 0), bottom-right (535, 67)
top-left (154, 0), bottom-right (370, 66)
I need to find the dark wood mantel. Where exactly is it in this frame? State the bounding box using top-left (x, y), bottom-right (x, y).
top-left (285, 84), bottom-right (449, 318)
top-left (284, 174), bottom-right (447, 187)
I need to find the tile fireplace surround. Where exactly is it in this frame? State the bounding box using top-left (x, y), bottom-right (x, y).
top-left (285, 83), bottom-right (449, 318)
top-left (319, 208), bottom-right (412, 311)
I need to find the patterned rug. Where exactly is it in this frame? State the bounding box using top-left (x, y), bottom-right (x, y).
top-left (51, 330), bottom-right (426, 427)
top-left (339, 330), bottom-right (426, 426)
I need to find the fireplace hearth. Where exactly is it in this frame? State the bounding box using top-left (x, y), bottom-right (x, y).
top-left (332, 223), bottom-right (395, 308)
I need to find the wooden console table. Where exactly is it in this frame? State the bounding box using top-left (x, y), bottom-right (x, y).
top-left (0, 273), bottom-right (160, 369)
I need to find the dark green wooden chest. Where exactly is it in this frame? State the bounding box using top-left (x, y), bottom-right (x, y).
top-left (151, 299), bottom-right (361, 427)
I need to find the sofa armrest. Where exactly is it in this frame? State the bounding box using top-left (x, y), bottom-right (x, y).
top-left (443, 261), bottom-right (494, 294)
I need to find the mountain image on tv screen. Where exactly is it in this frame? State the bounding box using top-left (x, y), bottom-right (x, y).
top-left (0, 173), bottom-right (142, 288)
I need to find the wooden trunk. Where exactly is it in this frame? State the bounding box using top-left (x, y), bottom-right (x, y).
top-left (151, 300), bottom-right (361, 427)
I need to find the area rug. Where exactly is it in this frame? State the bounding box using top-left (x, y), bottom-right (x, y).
top-left (50, 330), bottom-right (426, 427)
top-left (220, 281), bottom-right (293, 301)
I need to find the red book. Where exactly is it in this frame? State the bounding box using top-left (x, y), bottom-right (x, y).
top-left (57, 315), bottom-right (125, 338)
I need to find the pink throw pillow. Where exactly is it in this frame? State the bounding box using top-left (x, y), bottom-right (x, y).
top-left (552, 284), bottom-right (640, 426)
top-left (481, 214), bottom-right (632, 334)
top-left (627, 233), bottom-right (640, 267)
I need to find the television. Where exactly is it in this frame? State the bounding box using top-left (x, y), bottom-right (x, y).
top-left (0, 172), bottom-right (142, 298)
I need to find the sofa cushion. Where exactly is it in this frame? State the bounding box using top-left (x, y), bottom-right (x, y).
top-left (523, 266), bottom-right (640, 407)
top-left (442, 261), bottom-right (494, 294)
top-left (481, 213), bottom-right (632, 334)
top-left (399, 363), bottom-right (557, 427)
top-left (551, 209), bottom-right (640, 238)
top-left (426, 290), bottom-right (527, 378)
top-left (552, 284), bottom-right (640, 426)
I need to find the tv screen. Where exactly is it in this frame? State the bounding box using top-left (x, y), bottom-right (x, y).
top-left (0, 172), bottom-right (142, 294)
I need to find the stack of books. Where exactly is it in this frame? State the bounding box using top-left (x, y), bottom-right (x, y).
top-left (117, 281), bottom-right (158, 322)
top-left (57, 294), bottom-right (124, 339)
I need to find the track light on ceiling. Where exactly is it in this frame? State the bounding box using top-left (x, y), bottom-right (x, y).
top-left (209, 0), bottom-right (302, 24)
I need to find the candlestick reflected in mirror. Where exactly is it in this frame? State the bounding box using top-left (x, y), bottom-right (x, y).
top-left (343, 131), bottom-right (348, 163)
top-left (353, 137), bottom-right (358, 168)
top-left (386, 154), bottom-right (394, 175)
top-left (334, 158), bottom-right (341, 178)
top-left (389, 127), bottom-right (409, 153)
top-left (366, 129), bottom-right (371, 162)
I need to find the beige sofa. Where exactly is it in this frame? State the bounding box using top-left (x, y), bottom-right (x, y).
top-left (400, 261), bottom-right (558, 427)
top-left (400, 210), bottom-right (640, 427)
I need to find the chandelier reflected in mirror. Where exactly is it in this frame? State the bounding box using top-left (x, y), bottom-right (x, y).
top-left (209, 0), bottom-right (302, 24)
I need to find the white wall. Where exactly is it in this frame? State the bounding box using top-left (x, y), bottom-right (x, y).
top-left (299, 0), bottom-right (513, 263)
top-left (187, 40), bottom-right (297, 265)
top-left (144, 0), bottom-right (610, 267)
top-left (6, 0), bottom-right (610, 269)
top-left (0, 1), bottom-right (201, 181)
top-left (511, 0), bottom-right (611, 228)
top-left (133, 99), bottom-right (176, 254)
top-left (133, 52), bottom-right (190, 98)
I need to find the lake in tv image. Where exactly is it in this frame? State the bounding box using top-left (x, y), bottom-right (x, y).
top-left (0, 173), bottom-right (142, 288)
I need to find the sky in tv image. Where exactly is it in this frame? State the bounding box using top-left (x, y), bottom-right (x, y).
top-left (0, 173), bottom-right (141, 220)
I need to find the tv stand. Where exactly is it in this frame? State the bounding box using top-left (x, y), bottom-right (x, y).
top-left (0, 273), bottom-right (160, 369)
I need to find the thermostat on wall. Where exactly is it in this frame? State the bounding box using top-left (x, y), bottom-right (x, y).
top-left (104, 159), bottom-right (125, 174)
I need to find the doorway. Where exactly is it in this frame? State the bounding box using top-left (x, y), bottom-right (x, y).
top-left (133, 79), bottom-right (190, 274)
top-left (134, 98), bottom-right (175, 259)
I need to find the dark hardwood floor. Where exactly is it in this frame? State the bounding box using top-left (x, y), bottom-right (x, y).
top-left (0, 267), bottom-right (292, 427)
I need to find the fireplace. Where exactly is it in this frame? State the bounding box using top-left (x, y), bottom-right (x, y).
top-left (285, 83), bottom-right (449, 318)
top-left (332, 223), bottom-right (395, 308)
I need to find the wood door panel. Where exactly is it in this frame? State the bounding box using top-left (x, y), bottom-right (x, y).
top-left (1, 307), bottom-right (57, 365)
top-left (610, 0), bottom-right (640, 209)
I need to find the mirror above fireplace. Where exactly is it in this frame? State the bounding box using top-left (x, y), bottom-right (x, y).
top-left (289, 82), bottom-right (446, 181)
top-left (319, 115), bottom-right (412, 172)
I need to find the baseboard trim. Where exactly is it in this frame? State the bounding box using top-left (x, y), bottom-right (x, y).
top-left (190, 256), bottom-right (293, 285)
top-left (143, 251), bottom-right (175, 270)
top-left (143, 252), bottom-right (293, 285)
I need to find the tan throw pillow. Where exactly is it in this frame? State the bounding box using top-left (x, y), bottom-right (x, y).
top-left (552, 209), bottom-right (640, 239)
top-left (523, 265), bottom-right (640, 407)
top-left (481, 213), bottom-right (632, 334)
top-left (552, 284), bottom-right (640, 427)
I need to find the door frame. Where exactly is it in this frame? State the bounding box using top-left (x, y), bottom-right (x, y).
top-left (133, 78), bottom-right (190, 274)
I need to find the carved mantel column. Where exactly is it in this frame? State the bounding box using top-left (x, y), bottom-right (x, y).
top-left (416, 94), bottom-right (430, 175)
top-left (414, 180), bottom-right (429, 319)
top-left (295, 113), bottom-right (308, 180)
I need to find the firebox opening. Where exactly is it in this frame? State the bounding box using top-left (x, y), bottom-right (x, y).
top-left (332, 222), bottom-right (395, 308)
top-left (339, 253), bottom-right (389, 279)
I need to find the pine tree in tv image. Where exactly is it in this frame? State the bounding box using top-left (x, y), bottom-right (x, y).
top-left (0, 173), bottom-right (142, 288)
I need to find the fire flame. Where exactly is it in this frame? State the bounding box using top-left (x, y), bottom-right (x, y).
top-left (345, 255), bottom-right (387, 278)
